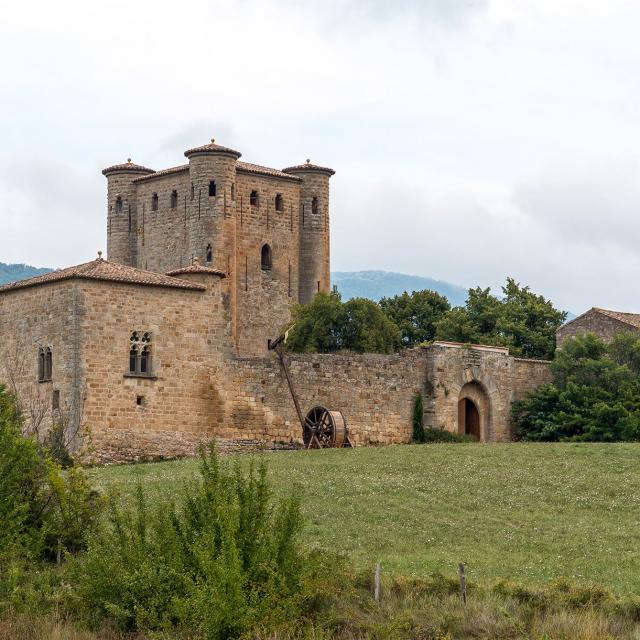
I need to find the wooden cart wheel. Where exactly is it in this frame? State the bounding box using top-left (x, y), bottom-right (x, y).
top-left (303, 406), bottom-right (348, 448)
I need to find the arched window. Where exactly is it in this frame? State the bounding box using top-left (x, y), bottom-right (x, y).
top-left (312, 196), bottom-right (319, 215)
top-left (38, 346), bottom-right (52, 382)
top-left (261, 244), bottom-right (272, 271)
top-left (250, 190), bottom-right (259, 207)
top-left (129, 344), bottom-right (138, 374)
top-left (190, 183), bottom-right (195, 200)
top-left (151, 193), bottom-right (158, 211)
top-left (209, 181), bottom-right (217, 197)
top-left (170, 190), bottom-right (178, 209)
top-left (275, 193), bottom-right (284, 212)
top-left (115, 196), bottom-right (123, 214)
top-left (45, 348), bottom-right (52, 381)
top-left (129, 332), bottom-right (153, 376)
top-left (206, 244), bottom-right (212, 263)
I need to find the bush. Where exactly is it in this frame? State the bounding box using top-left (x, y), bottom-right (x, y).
top-left (285, 291), bottom-right (401, 354)
top-left (422, 427), bottom-right (474, 443)
top-left (412, 394), bottom-right (425, 443)
top-left (0, 384), bottom-right (100, 611)
top-left (72, 444), bottom-right (307, 638)
top-left (513, 332), bottom-right (640, 442)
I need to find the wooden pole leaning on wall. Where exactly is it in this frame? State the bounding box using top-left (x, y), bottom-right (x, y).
top-left (458, 563), bottom-right (467, 604)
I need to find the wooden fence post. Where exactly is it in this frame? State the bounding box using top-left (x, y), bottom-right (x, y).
top-left (458, 562), bottom-right (466, 604)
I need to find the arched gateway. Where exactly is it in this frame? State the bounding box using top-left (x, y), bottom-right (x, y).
top-left (457, 381), bottom-right (490, 441)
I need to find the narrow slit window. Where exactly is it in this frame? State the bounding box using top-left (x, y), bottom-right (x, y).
top-left (170, 190), bottom-right (178, 209)
top-left (129, 345), bottom-right (138, 374)
top-left (38, 348), bottom-right (45, 382)
top-left (151, 193), bottom-right (158, 211)
top-left (209, 181), bottom-right (217, 197)
top-left (261, 244), bottom-right (272, 271)
top-left (206, 244), bottom-right (212, 263)
top-left (39, 347), bottom-right (53, 382)
top-left (140, 346), bottom-right (149, 374)
top-left (250, 190), bottom-right (259, 206)
top-left (190, 183), bottom-right (195, 200)
top-left (231, 183), bottom-right (235, 200)
top-left (275, 193), bottom-right (284, 212)
top-left (115, 196), bottom-right (123, 214)
top-left (312, 196), bottom-right (319, 215)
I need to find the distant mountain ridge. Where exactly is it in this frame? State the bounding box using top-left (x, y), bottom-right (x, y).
top-left (0, 262), bottom-right (52, 285)
top-left (331, 270), bottom-right (469, 306)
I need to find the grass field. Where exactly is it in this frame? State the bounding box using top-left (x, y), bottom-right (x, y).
top-left (88, 443), bottom-right (640, 595)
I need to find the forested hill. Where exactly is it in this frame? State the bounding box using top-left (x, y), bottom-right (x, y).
top-left (331, 270), bottom-right (469, 306)
top-left (0, 263), bottom-right (52, 285)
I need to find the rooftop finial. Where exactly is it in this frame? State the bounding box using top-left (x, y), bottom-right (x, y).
top-left (306, 158), bottom-right (310, 164)
top-left (127, 158), bottom-right (132, 163)
top-left (210, 138), bottom-right (215, 144)
top-left (97, 250), bottom-right (103, 260)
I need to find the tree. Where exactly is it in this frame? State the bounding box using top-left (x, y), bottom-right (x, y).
top-left (435, 279), bottom-right (566, 360)
top-left (379, 290), bottom-right (450, 348)
top-left (512, 332), bottom-right (640, 442)
top-left (285, 291), bottom-right (401, 354)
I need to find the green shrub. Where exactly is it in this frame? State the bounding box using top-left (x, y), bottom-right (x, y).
top-left (412, 394), bottom-right (425, 443)
top-left (72, 444), bottom-right (306, 638)
top-left (422, 426), bottom-right (474, 443)
top-left (0, 384), bottom-right (100, 612)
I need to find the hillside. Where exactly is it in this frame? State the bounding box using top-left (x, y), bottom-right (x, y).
top-left (0, 262), bottom-right (52, 285)
top-left (331, 270), bottom-right (469, 306)
top-left (90, 443), bottom-right (640, 594)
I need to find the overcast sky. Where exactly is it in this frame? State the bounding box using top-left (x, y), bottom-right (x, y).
top-left (2, 0), bottom-right (640, 314)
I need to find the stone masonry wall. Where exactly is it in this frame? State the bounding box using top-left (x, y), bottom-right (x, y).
top-left (78, 276), bottom-right (230, 463)
top-left (0, 282), bottom-right (83, 442)
top-left (424, 343), bottom-right (552, 442)
top-left (556, 310), bottom-right (638, 346)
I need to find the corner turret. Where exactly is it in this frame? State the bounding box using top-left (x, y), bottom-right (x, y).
top-left (102, 159), bottom-right (154, 266)
top-left (283, 160), bottom-right (335, 303)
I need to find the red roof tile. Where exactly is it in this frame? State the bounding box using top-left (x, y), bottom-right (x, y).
top-left (166, 263), bottom-right (226, 277)
top-left (184, 141), bottom-right (242, 159)
top-left (283, 161), bottom-right (335, 176)
top-left (593, 308), bottom-right (640, 329)
top-left (236, 161), bottom-right (302, 182)
top-left (133, 164), bottom-right (189, 183)
top-left (102, 160), bottom-right (155, 177)
top-left (0, 257), bottom-right (205, 294)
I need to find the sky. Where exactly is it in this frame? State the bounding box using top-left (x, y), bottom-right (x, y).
top-left (1, 0), bottom-right (640, 314)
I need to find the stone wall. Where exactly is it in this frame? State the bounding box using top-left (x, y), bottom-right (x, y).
top-left (0, 281), bottom-right (83, 441)
top-left (78, 275), bottom-right (228, 463)
top-left (556, 309), bottom-right (638, 346)
top-left (424, 343), bottom-right (552, 442)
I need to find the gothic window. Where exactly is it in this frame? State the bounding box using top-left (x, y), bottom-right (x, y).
top-left (275, 193), bottom-right (284, 212)
top-left (38, 346), bottom-right (52, 382)
top-left (206, 244), bottom-right (212, 263)
top-left (261, 244), bottom-right (272, 271)
top-left (129, 332), bottom-right (153, 376)
top-left (170, 190), bottom-right (178, 208)
top-left (151, 193), bottom-right (158, 211)
top-left (209, 181), bottom-right (217, 197)
top-left (115, 196), bottom-right (123, 214)
top-left (191, 183), bottom-right (195, 200)
top-left (250, 190), bottom-right (259, 206)
top-left (312, 196), bottom-right (319, 215)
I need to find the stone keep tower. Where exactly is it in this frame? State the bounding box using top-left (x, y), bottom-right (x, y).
top-left (103, 160), bottom-right (154, 267)
top-left (283, 161), bottom-right (335, 304)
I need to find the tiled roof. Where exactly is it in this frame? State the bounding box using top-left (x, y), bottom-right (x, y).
top-left (0, 257), bottom-right (206, 294)
top-left (184, 141), bottom-right (242, 159)
top-left (593, 308), bottom-right (640, 329)
top-left (166, 263), bottom-right (226, 277)
top-left (283, 161), bottom-right (335, 176)
top-left (102, 160), bottom-right (155, 177)
top-left (237, 161), bottom-right (302, 182)
top-left (133, 164), bottom-right (188, 183)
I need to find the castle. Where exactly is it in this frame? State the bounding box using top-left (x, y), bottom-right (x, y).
top-left (0, 140), bottom-right (553, 462)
